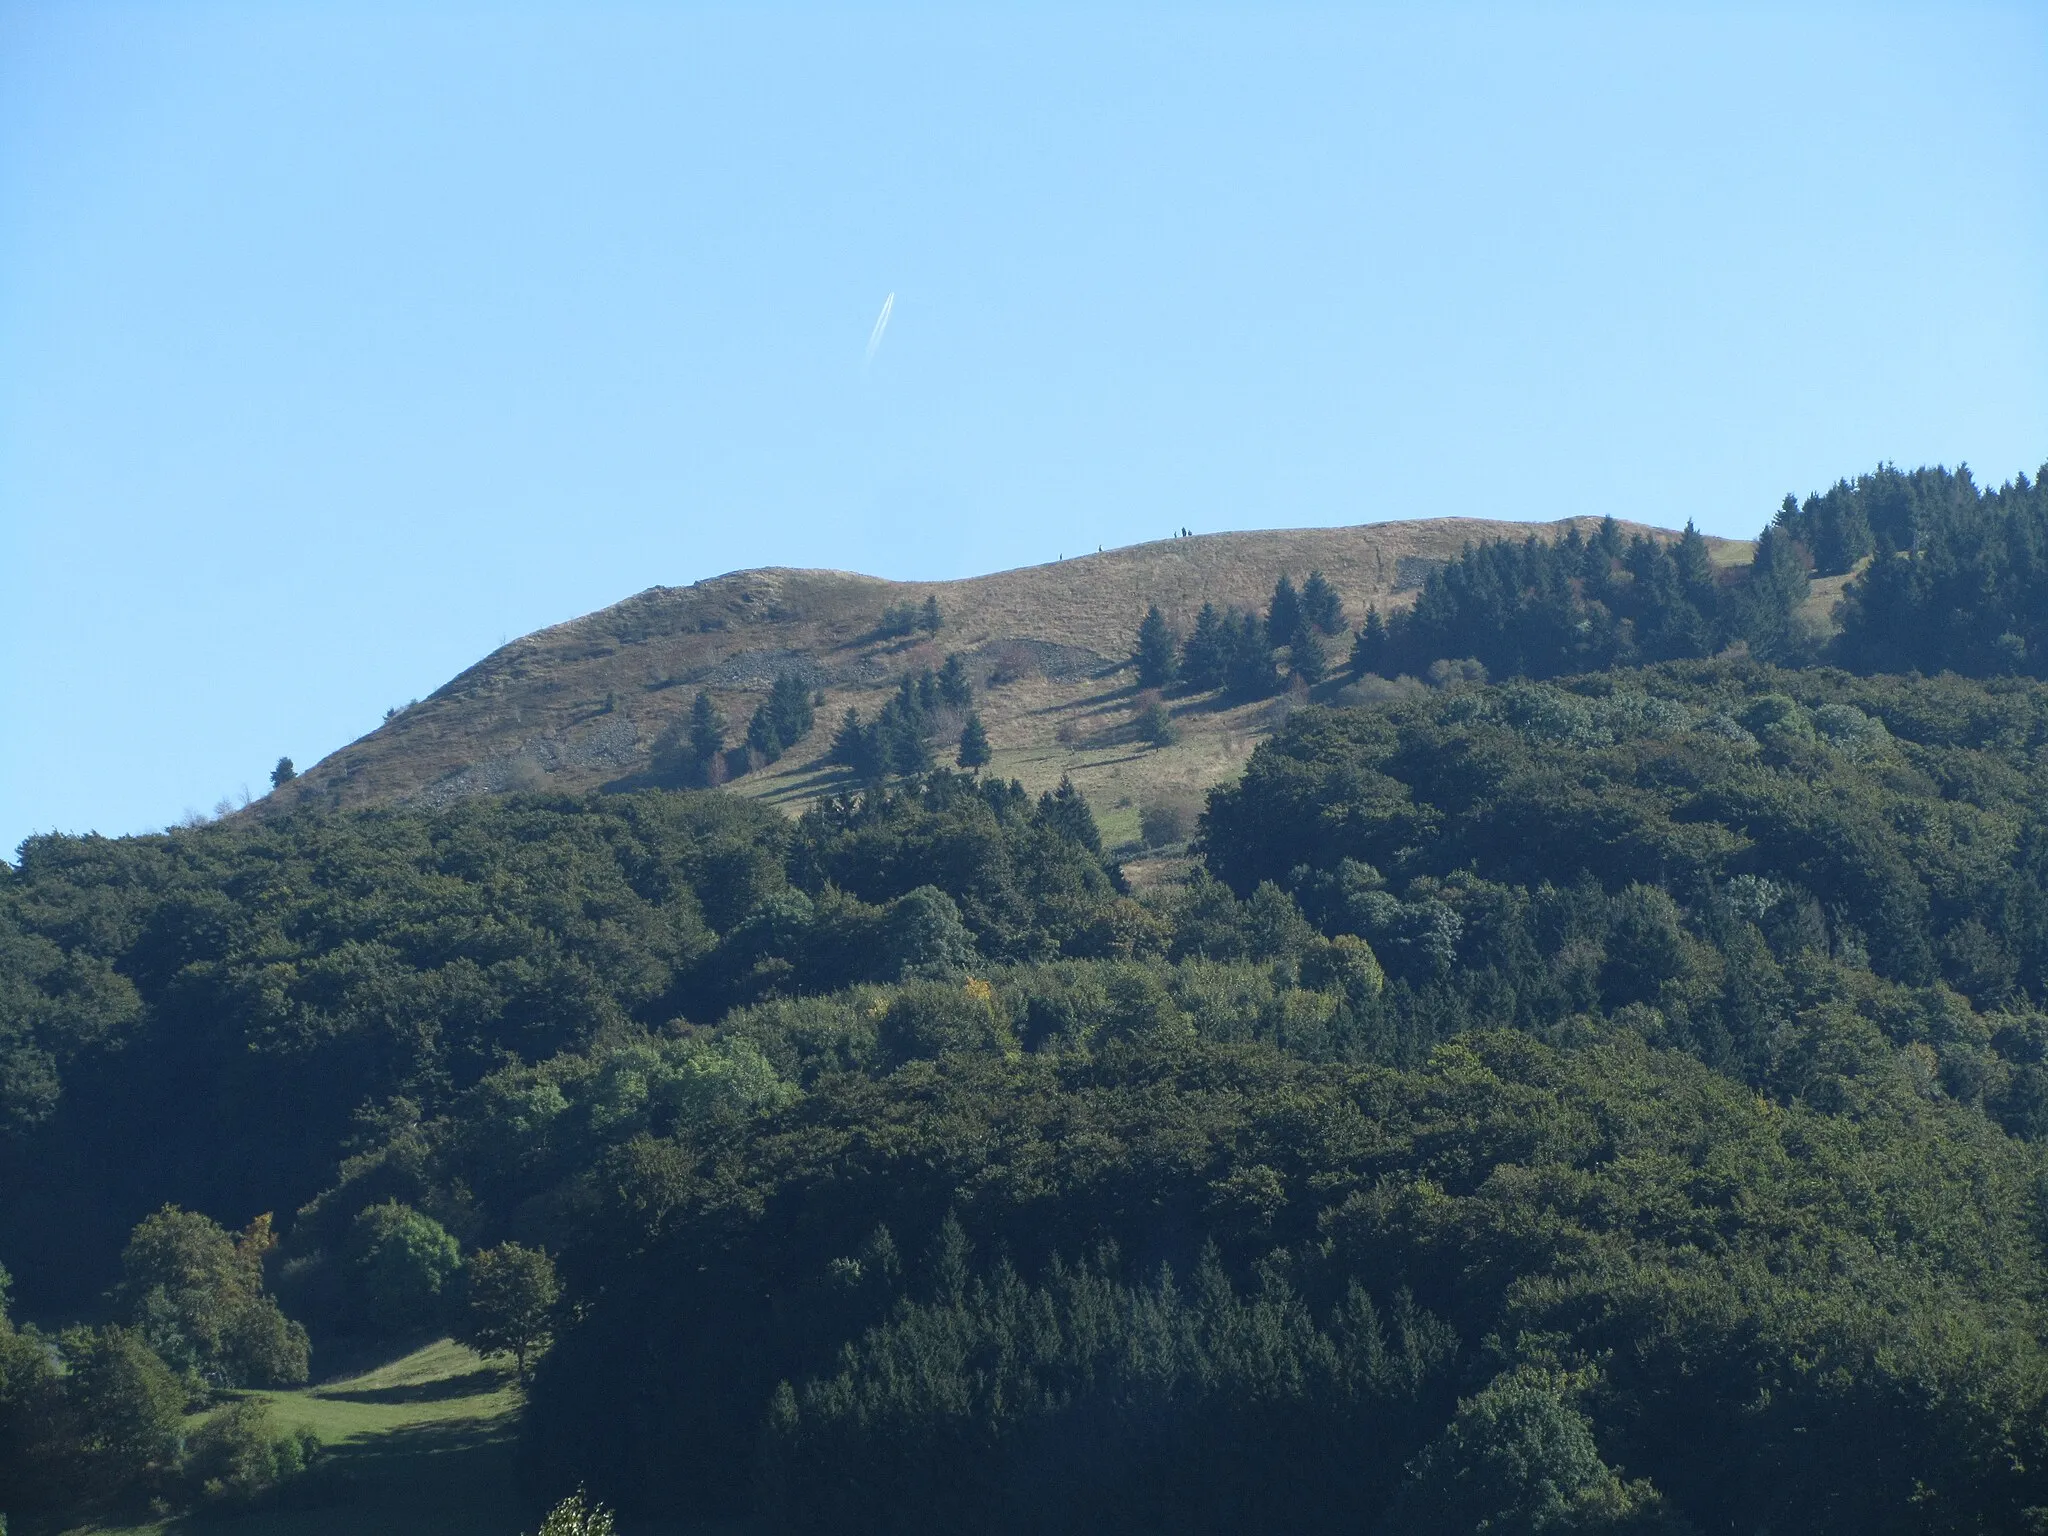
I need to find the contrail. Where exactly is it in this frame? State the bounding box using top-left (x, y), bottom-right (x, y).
top-left (865, 292), bottom-right (895, 363)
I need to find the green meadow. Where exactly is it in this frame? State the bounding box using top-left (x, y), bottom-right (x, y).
top-left (74, 1341), bottom-right (525, 1536)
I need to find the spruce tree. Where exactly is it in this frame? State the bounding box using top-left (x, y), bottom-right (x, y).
top-left (918, 596), bottom-right (943, 634)
top-left (885, 705), bottom-right (933, 775)
top-left (1291, 625), bottom-right (1329, 686)
top-left (1037, 775), bottom-right (1102, 852)
top-left (1300, 570), bottom-right (1345, 634)
top-left (1222, 612), bottom-right (1278, 700)
top-left (1267, 575), bottom-right (1302, 646)
top-left (767, 673), bottom-right (814, 748)
top-left (1133, 606), bottom-right (1179, 689)
top-left (746, 703), bottom-right (783, 764)
top-left (689, 691), bottom-right (726, 767)
top-left (1352, 607), bottom-right (1388, 677)
top-left (831, 707), bottom-right (881, 777)
top-left (957, 713), bottom-right (991, 769)
top-left (939, 654), bottom-right (973, 709)
top-left (1181, 603), bottom-right (1225, 691)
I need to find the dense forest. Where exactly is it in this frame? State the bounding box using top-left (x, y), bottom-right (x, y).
top-left (5, 461), bottom-right (2048, 1532)
top-left (1152, 460), bottom-right (2045, 694)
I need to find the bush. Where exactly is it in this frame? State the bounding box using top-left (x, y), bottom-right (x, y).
top-left (1139, 799), bottom-right (1193, 848)
top-left (182, 1398), bottom-right (319, 1504)
top-left (345, 1203), bottom-right (462, 1333)
top-left (535, 1487), bottom-right (616, 1536)
top-left (1134, 697), bottom-right (1179, 747)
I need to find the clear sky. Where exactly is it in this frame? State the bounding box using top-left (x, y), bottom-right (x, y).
top-left (3, 2), bottom-right (2043, 852)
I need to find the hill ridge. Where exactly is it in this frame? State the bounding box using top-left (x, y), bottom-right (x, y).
top-left (268, 514), bottom-right (1743, 830)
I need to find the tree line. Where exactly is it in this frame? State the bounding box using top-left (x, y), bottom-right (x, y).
top-left (1128, 460), bottom-right (2047, 696)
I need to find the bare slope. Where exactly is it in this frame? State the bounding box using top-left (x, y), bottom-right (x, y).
top-left (264, 517), bottom-right (1747, 846)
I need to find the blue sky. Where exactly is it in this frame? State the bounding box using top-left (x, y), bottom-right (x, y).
top-left (3, 2), bottom-right (2043, 851)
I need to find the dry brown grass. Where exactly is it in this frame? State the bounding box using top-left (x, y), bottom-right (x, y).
top-left (262, 516), bottom-right (1760, 829)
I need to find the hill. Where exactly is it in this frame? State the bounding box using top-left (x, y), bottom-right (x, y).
top-left (14, 460), bottom-right (2044, 1534)
top-left (261, 516), bottom-right (1750, 855)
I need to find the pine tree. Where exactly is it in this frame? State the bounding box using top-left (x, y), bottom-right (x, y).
top-left (957, 713), bottom-right (991, 769)
top-left (1181, 603), bottom-right (1225, 691)
top-left (1675, 522), bottom-right (1718, 605)
top-left (918, 596), bottom-right (943, 634)
top-left (1267, 575), bottom-right (1302, 645)
top-left (1352, 607), bottom-right (1388, 677)
top-left (830, 707), bottom-right (874, 774)
top-left (767, 673), bottom-right (814, 749)
top-left (1300, 570), bottom-right (1345, 634)
top-left (885, 704), bottom-right (933, 775)
top-left (1038, 775), bottom-right (1101, 852)
top-left (1740, 525), bottom-right (1812, 662)
top-left (1133, 606), bottom-right (1179, 689)
top-left (1222, 611), bottom-right (1278, 700)
top-left (1291, 625), bottom-right (1329, 686)
top-left (939, 654), bottom-right (973, 709)
top-left (270, 757), bottom-right (296, 789)
top-left (689, 692), bottom-right (726, 766)
top-left (746, 703), bottom-right (783, 764)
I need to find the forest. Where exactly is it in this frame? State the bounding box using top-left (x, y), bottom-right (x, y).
top-left (4, 461), bottom-right (2048, 1533)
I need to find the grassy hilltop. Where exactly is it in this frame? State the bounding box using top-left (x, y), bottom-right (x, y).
top-left (262, 516), bottom-right (1750, 856)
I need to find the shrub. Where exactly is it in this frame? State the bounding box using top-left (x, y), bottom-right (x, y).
top-left (182, 1398), bottom-right (319, 1504)
top-left (1134, 696), bottom-right (1179, 747)
top-left (535, 1487), bottom-right (616, 1536)
top-left (345, 1203), bottom-right (462, 1333)
top-left (1139, 799), bottom-right (1194, 848)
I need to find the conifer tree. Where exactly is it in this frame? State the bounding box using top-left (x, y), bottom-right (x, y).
top-left (1181, 603), bottom-right (1225, 691)
top-left (918, 596), bottom-right (943, 635)
top-left (830, 707), bottom-right (880, 778)
top-left (1222, 611), bottom-right (1279, 700)
top-left (1351, 607), bottom-right (1388, 677)
top-left (1675, 522), bottom-right (1717, 603)
top-left (957, 713), bottom-right (991, 770)
top-left (1267, 575), bottom-right (1302, 645)
top-left (938, 654), bottom-right (973, 709)
top-left (270, 757), bottom-right (296, 789)
top-left (766, 673), bottom-right (814, 749)
top-left (1037, 775), bottom-right (1102, 852)
top-left (1300, 570), bottom-right (1345, 634)
top-left (1291, 625), bottom-right (1329, 686)
top-left (1133, 606), bottom-right (1179, 689)
top-left (746, 702), bottom-right (784, 764)
top-left (689, 692), bottom-right (726, 768)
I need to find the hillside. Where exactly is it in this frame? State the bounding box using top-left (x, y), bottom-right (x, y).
top-left (263, 517), bottom-right (1750, 852)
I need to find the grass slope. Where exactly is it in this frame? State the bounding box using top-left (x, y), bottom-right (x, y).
top-left (258, 517), bottom-right (1750, 843)
top-left (74, 1341), bottom-right (526, 1536)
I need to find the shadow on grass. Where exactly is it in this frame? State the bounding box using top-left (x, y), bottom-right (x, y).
top-left (170, 1414), bottom-right (524, 1536)
top-left (314, 1366), bottom-right (509, 1405)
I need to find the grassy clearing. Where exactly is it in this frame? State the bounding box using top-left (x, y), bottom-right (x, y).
top-left (71, 1340), bottom-right (527, 1536)
top-left (61, 1338), bottom-right (738, 1536)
